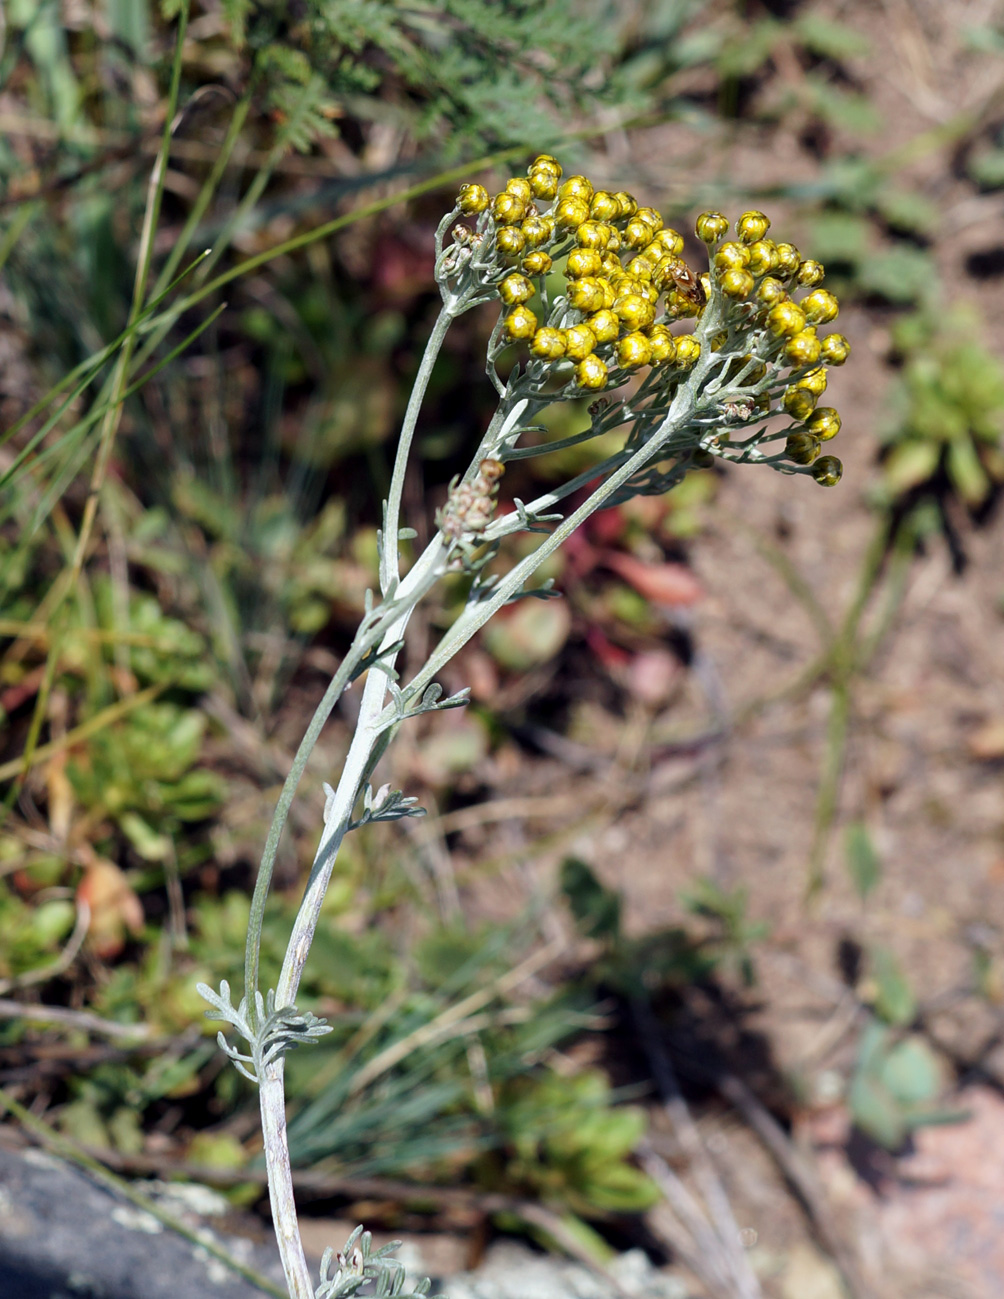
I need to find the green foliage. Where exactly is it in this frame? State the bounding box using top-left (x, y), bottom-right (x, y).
top-left (221, 0), bottom-right (704, 158)
top-left (844, 821), bottom-right (881, 901)
top-left (681, 877), bottom-right (769, 987)
top-left (848, 1018), bottom-right (957, 1150)
top-left (0, 889), bottom-right (75, 981)
top-left (68, 701), bottom-right (224, 856)
top-left (804, 204), bottom-right (935, 308)
top-left (879, 309), bottom-right (1004, 507)
top-left (495, 1069), bottom-right (658, 1215)
top-left (92, 579), bottom-right (216, 692)
top-left (316, 1225), bottom-right (438, 1299)
top-left (846, 942), bottom-right (962, 1150)
top-left (561, 857), bottom-right (622, 941)
top-left (558, 857), bottom-right (722, 994)
top-left (867, 945), bottom-right (916, 1026)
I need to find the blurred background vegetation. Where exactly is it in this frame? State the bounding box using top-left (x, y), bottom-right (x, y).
top-left (2, 0), bottom-right (1004, 1291)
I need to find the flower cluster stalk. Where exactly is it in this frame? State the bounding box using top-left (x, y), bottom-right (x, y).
top-left (200, 154), bottom-right (852, 1298)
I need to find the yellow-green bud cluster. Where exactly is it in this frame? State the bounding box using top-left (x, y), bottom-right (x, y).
top-left (447, 163), bottom-right (850, 487)
top-left (681, 207), bottom-right (849, 484)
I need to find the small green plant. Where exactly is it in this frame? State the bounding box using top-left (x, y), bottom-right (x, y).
top-left (879, 308), bottom-right (1004, 510)
top-left (681, 877), bottom-right (769, 987)
top-left (493, 1068), bottom-right (658, 1216)
top-left (192, 152), bottom-right (853, 1295)
top-left (848, 946), bottom-right (961, 1150)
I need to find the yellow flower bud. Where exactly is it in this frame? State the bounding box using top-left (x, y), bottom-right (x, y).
top-left (736, 210), bottom-right (771, 243)
top-left (806, 406), bottom-right (841, 441)
top-left (646, 228), bottom-right (685, 257)
top-left (612, 275), bottom-right (645, 297)
top-left (590, 191), bottom-right (621, 222)
top-left (521, 215), bottom-right (552, 247)
top-left (616, 331), bottom-right (653, 369)
top-left (756, 276), bottom-right (787, 306)
top-left (631, 206), bottom-right (662, 229)
top-left (504, 305), bottom-right (537, 340)
top-left (647, 325), bottom-right (677, 363)
top-left (555, 197), bottom-right (591, 229)
top-left (576, 220), bottom-right (612, 250)
top-left (626, 255), bottom-right (656, 280)
top-left (767, 301), bottom-right (807, 338)
top-left (614, 293), bottom-right (656, 329)
top-left (530, 154), bottom-right (562, 176)
top-left (492, 191), bottom-right (526, 224)
top-left (774, 242), bottom-right (801, 276)
top-left (521, 250), bottom-right (552, 276)
top-left (496, 227), bottom-right (526, 256)
top-left (696, 211), bottom-right (729, 243)
top-left (529, 169), bottom-right (559, 201)
top-left (458, 183), bottom-right (489, 215)
top-left (721, 268), bottom-right (755, 299)
top-left (624, 219), bottom-right (655, 248)
top-left (812, 455), bottom-right (843, 486)
top-left (714, 241), bottom-right (751, 273)
top-left (587, 309), bottom-right (620, 343)
top-left (563, 324), bottom-right (598, 361)
top-left (558, 175), bottom-right (594, 203)
top-left (567, 277), bottom-right (606, 312)
top-left (786, 432), bottom-right (820, 464)
top-left (747, 240), bottom-right (777, 276)
top-left (796, 259), bottom-right (826, 287)
top-left (505, 177), bottom-right (533, 205)
top-left (566, 248), bottom-right (603, 278)
top-left (529, 327), bottom-right (566, 360)
top-left (674, 335), bottom-right (701, 368)
top-left (820, 333), bottom-right (851, 366)
top-left (795, 367), bottom-right (828, 396)
top-left (802, 288), bottom-right (839, 324)
top-left (784, 329), bottom-right (821, 366)
top-left (575, 354), bottom-right (608, 390)
top-left (635, 207), bottom-right (663, 231)
top-left (499, 273), bottom-right (535, 306)
top-left (782, 386), bottom-right (818, 420)
top-left (614, 192), bottom-right (638, 218)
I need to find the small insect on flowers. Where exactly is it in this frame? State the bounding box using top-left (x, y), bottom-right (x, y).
top-left (657, 256), bottom-right (707, 308)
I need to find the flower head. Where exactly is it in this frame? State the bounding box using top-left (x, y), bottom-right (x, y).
top-left (436, 159), bottom-right (851, 504)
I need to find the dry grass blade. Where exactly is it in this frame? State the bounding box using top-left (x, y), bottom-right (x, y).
top-left (632, 998), bottom-right (762, 1299)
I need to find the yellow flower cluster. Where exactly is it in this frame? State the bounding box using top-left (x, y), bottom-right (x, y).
top-left (454, 156), bottom-right (851, 487)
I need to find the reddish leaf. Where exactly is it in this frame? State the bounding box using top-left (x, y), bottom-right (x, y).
top-left (77, 857), bottom-right (145, 959)
top-left (602, 552), bottom-right (702, 606)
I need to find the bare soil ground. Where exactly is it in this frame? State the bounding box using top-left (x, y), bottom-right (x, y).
top-left (400, 4), bottom-right (1004, 1295)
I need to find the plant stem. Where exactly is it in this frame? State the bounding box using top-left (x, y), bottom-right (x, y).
top-left (244, 628), bottom-right (376, 1021)
top-left (396, 392), bottom-right (700, 715)
top-left (259, 1060), bottom-right (313, 1299)
top-left (276, 537), bottom-right (448, 1007)
top-left (380, 304), bottom-right (456, 593)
